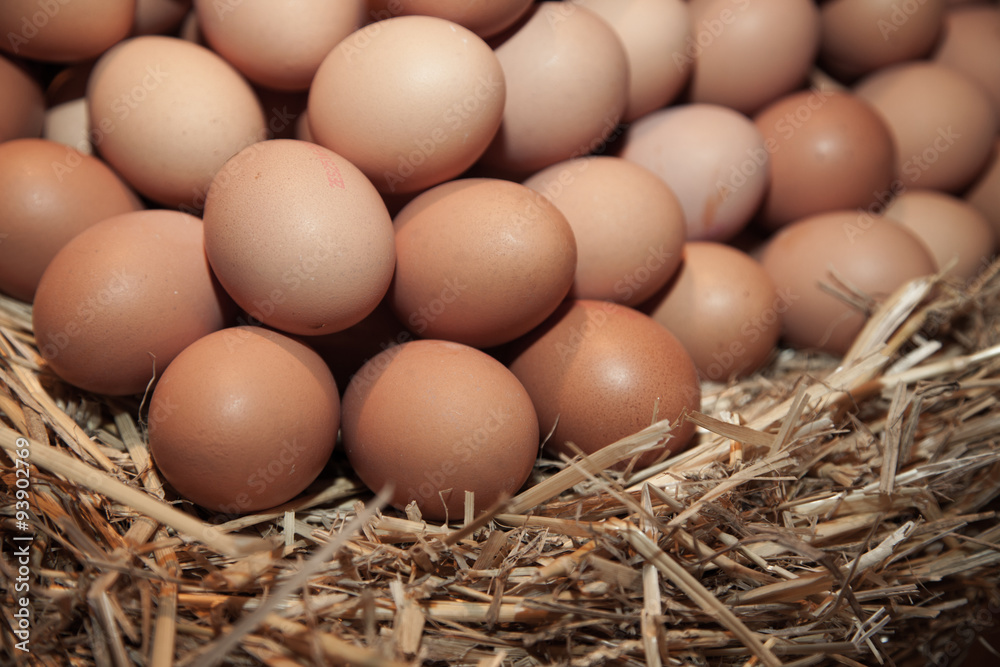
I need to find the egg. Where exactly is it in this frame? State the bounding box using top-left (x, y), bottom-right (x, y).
top-left (0, 0), bottom-right (134, 62)
top-left (505, 299), bottom-right (701, 470)
top-left (523, 156), bottom-right (685, 306)
top-left (366, 0), bottom-right (534, 38)
top-left (390, 178), bottom-right (576, 348)
top-left (686, 0), bottom-right (821, 115)
top-left (342, 339), bottom-right (539, 521)
top-left (132, 0), bottom-right (192, 36)
top-left (87, 35), bottom-right (267, 208)
top-left (933, 5), bottom-right (1000, 120)
top-left (759, 211), bottom-right (937, 355)
top-left (148, 326), bottom-right (340, 515)
top-left (308, 16), bottom-right (505, 194)
top-left (203, 139), bottom-right (396, 336)
top-left (882, 190), bottom-right (996, 283)
top-left (753, 90), bottom-right (896, 229)
top-left (966, 139), bottom-right (1000, 243)
top-left (0, 54), bottom-right (44, 142)
top-left (0, 138), bottom-right (142, 302)
top-left (478, 2), bottom-right (628, 177)
top-left (620, 103), bottom-right (768, 241)
top-left (854, 62), bottom-right (998, 193)
top-left (194, 0), bottom-right (365, 91)
top-left (641, 242), bottom-right (781, 382)
top-left (32, 210), bottom-right (234, 396)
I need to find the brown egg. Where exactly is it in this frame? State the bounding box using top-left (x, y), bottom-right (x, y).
top-left (0, 55), bottom-right (44, 142)
top-left (148, 326), bottom-right (339, 515)
top-left (575, 0), bottom-right (691, 121)
top-left (308, 16), bottom-right (505, 194)
top-left (0, 139), bottom-right (142, 302)
top-left (641, 242), bottom-right (781, 382)
top-left (686, 0), bottom-right (821, 115)
top-left (194, 0), bottom-right (365, 91)
top-left (0, 0), bottom-right (134, 62)
top-left (882, 189), bottom-right (996, 283)
top-left (820, 0), bottom-right (946, 80)
top-left (133, 0), bottom-right (192, 36)
top-left (933, 5), bottom-right (1000, 120)
top-left (203, 139), bottom-right (396, 336)
top-left (87, 35), bottom-right (267, 208)
top-left (506, 299), bottom-right (700, 470)
top-left (523, 156), bottom-right (685, 306)
top-left (342, 339), bottom-right (539, 521)
top-left (966, 139), bottom-right (1000, 243)
top-left (32, 210), bottom-right (234, 396)
top-left (759, 211), bottom-right (937, 355)
top-left (366, 0), bottom-right (534, 38)
top-left (620, 103), bottom-right (768, 241)
top-left (390, 178), bottom-right (576, 348)
top-left (854, 62), bottom-right (998, 193)
top-left (754, 90), bottom-right (896, 229)
top-left (478, 2), bottom-right (628, 177)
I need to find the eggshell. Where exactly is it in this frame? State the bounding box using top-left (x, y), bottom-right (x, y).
top-left (575, 0), bottom-right (691, 121)
top-left (32, 210), bottom-right (234, 396)
top-left (620, 103), bottom-right (768, 241)
top-left (523, 156), bottom-right (685, 306)
top-left (854, 62), bottom-right (998, 193)
top-left (478, 2), bottom-right (628, 177)
top-left (687, 0), bottom-right (821, 115)
top-left (87, 35), bottom-right (267, 208)
top-left (0, 138), bottom-right (142, 302)
top-left (820, 0), bottom-right (946, 80)
top-left (366, 0), bottom-right (534, 38)
top-left (148, 326), bottom-right (339, 514)
top-left (203, 139), bottom-right (396, 336)
top-left (753, 90), bottom-right (896, 229)
top-left (759, 211), bottom-right (937, 355)
top-left (0, 55), bottom-right (44, 142)
top-left (933, 5), bottom-right (1000, 120)
top-left (882, 190), bottom-right (996, 283)
top-left (309, 16), bottom-right (505, 194)
top-left (966, 139), bottom-right (1000, 243)
top-left (342, 339), bottom-right (539, 521)
top-left (132, 0), bottom-right (192, 36)
top-left (194, 0), bottom-right (365, 91)
top-left (641, 242), bottom-right (781, 382)
top-left (506, 299), bottom-right (700, 470)
top-left (390, 178), bottom-right (576, 348)
top-left (0, 0), bottom-right (134, 62)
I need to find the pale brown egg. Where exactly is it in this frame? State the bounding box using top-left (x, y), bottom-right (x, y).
top-left (342, 339), bottom-right (539, 521)
top-left (148, 326), bottom-right (339, 514)
top-left (0, 55), bottom-right (44, 142)
top-left (933, 5), bottom-right (1000, 120)
top-left (390, 178), bottom-right (576, 348)
top-left (759, 211), bottom-right (937, 355)
top-left (882, 190), bottom-right (996, 283)
top-left (820, 0), bottom-right (946, 80)
top-left (366, 0), bottom-right (534, 38)
top-left (686, 0), bottom-right (821, 115)
top-left (32, 210), bottom-right (234, 396)
top-left (641, 242), bottom-right (781, 382)
top-left (753, 90), bottom-right (896, 229)
top-left (523, 156), bottom-right (685, 306)
top-left (854, 62), bottom-right (998, 193)
top-left (505, 299), bottom-right (700, 470)
top-left (194, 0), bottom-right (365, 91)
top-left (0, 138), bottom-right (142, 302)
top-left (87, 35), bottom-right (267, 208)
top-left (309, 16), bottom-right (505, 194)
top-left (478, 2), bottom-right (628, 177)
top-left (203, 139), bottom-right (396, 336)
top-left (966, 139), bottom-right (1000, 243)
top-left (575, 0), bottom-right (691, 121)
top-left (0, 0), bottom-right (134, 62)
top-left (620, 103), bottom-right (768, 241)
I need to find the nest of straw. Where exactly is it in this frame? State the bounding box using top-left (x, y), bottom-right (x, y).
top-left (2, 261), bottom-right (1000, 667)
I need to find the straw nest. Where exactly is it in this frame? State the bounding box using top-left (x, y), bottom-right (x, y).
top-left (2, 261), bottom-right (1000, 667)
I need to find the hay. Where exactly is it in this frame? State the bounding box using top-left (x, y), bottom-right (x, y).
top-left (2, 262), bottom-right (1000, 667)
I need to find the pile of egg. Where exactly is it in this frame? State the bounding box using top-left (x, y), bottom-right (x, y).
top-left (1, 0), bottom-right (998, 520)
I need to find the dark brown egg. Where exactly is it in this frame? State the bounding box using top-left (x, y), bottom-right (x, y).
top-left (0, 0), bottom-right (134, 62)
top-left (148, 326), bottom-right (339, 514)
top-left (506, 299), bottom-right (700, 470)
top-left (933, 5), bottom-right (1000, 120)
top-left (0, 55), bottom-right (44, 142)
